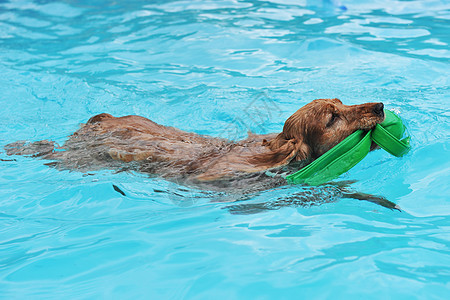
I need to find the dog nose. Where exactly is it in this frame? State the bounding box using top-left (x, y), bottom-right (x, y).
top-left (373, 103), bottom-right (384, 117)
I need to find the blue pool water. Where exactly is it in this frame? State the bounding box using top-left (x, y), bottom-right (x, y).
top-left (1, 0), bottom-right (450, 298)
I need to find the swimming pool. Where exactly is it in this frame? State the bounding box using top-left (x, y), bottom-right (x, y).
top-left (1, 0), bottom-right (449, 298)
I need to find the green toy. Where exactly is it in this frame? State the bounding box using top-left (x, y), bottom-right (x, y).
top-left (286, 110), bottom-right (411, 186)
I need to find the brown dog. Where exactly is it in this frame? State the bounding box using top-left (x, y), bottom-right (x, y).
top-left (6, 98), bottom-right (384, 185)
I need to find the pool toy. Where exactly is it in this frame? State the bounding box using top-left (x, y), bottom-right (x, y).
top-left (286, 110), bottom-right (411, 186)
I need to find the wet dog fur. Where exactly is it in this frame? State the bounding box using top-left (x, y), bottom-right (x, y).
top-left (5, 98), bottom-right (399, 210)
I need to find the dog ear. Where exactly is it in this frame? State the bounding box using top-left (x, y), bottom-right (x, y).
top-left (253, 132), bottom-right (311, 169)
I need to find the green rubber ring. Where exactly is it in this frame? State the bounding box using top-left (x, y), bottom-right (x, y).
top-left (286, 109), bottom-right (411, 186)
top-left (372, 110), bottom-right (411, 157)
top-left (286, 130), bottom-right (371, 185)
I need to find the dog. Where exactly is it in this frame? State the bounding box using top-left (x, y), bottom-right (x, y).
top-left (5, 98), bottom-right (384, 178)
top-left (5, 98), bottom-right (396, 210)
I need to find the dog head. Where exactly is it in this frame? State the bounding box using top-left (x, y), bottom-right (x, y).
top-left (262, 98), bottom-right (385, 166)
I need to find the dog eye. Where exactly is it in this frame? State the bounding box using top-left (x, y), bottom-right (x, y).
top-left (326, 113), bottom-right (339, 127)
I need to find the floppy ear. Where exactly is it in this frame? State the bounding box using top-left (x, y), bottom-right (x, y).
top-left (251, 132), bottom-right (311, 170)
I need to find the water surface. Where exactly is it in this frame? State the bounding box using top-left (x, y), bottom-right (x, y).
top-left (0, 0), bottom-right (449, 298)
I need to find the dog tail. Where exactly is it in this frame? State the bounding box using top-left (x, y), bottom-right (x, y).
top-left (4, 140), bottom-right (56, 158)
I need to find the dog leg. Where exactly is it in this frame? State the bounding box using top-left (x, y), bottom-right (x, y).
top-left (341, 191), bottom-right (401, 211)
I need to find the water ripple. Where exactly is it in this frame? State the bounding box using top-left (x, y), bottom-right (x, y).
top-left (1, 0), bottom-right (449, 298)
